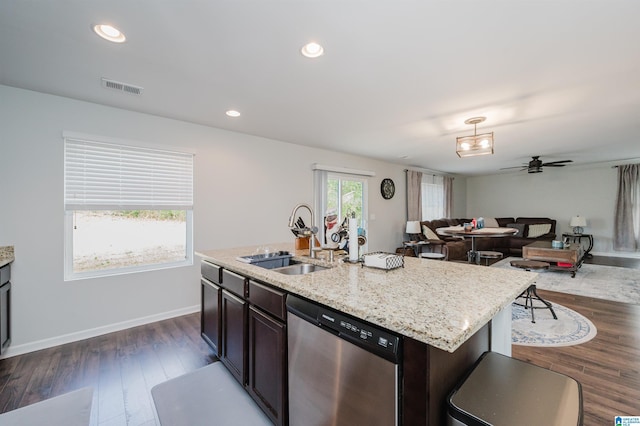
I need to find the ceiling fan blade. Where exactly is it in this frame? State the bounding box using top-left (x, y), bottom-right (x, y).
top-left (499, 165), bottom-right (528, 170)
top-left (541, 160), bottom-right (573, 166)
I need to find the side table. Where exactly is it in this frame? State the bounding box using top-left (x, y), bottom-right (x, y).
top-left (562, 233), bottom-right (593, 259)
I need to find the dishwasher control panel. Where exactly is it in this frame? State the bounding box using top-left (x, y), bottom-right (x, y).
top-left (318, 309), bottom-right (400, 362)
top-left (286, 294), bottom-right (401, 363)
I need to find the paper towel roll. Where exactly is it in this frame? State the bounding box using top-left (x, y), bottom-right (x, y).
top-left (348, 217), bottom-right (358, 262)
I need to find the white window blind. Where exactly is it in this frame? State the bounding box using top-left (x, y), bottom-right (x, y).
top-left (64, 138), bottom-right (194, 210)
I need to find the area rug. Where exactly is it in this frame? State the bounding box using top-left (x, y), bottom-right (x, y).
top-left (151, 362), bottom-right (271, 426)
top-left (512, 302), bottom-right (597, 347)
top-left (493, 257), bottom-right (640, 305)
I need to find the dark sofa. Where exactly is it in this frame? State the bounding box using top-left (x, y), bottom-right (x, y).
top-left (418, 217), bottom-right (557, 261)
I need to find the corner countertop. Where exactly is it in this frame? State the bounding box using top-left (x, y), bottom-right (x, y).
top-left (196, 243), bottom-right (535, 353)
top-left (0, 246), bottom-right (14, 268)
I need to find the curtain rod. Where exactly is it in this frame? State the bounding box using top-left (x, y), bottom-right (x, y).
top-left (612, 163), bottom-right (640, 169)
top-left (404, 167), bottom-right (454, 177)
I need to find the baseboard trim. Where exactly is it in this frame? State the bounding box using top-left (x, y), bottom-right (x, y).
top-left (0, 305), bottom-right (200, 359)
top-left (591, 251), bottom-right (640, 259)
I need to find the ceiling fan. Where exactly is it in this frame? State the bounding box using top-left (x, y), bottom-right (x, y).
top-left (502, 156), bottom-right (573, 173)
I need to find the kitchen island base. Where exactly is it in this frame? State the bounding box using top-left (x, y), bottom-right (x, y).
top-left (198, 244), bottom-right (533, 425)
top-left (403, 323), bottom-right (489, 426)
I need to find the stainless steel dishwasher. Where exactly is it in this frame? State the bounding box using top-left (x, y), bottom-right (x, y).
top-left (287, 295), bottom-right (401, 426)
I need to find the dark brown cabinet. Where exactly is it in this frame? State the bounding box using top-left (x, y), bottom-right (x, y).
top-left (248, 306), bottom-right (286, 426)
top-left (200, 260), bottom-right (287, 425)
top-left (0, 263), bottom-right (11, 355)
top-left (220, 289), bottom-right (248, 385)
top-left (201, 278), bottom-right (221, 356)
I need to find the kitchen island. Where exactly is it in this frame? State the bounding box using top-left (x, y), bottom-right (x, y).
top-left (197, 243), bottom-right (536, 425)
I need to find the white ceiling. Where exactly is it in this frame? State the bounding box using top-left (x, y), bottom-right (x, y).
top-left (2, 1), bottom-right (639, 176)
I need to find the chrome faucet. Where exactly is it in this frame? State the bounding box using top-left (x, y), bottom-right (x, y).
top-left (288, 203), bottom-right (318, 258)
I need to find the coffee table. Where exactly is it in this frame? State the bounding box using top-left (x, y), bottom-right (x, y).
top-left (522, 241), bottom-right (584, 277)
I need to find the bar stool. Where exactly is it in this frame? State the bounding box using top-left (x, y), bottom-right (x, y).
top-left (510, 260), bottom-right (557, 323)
top-left (477, 250), bottom-right (503, 266)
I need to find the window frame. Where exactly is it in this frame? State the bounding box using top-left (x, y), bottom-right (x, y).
top-left (313, 166), bottom-right (371, 251)
top-left (63, 133), bottom-right (194, 281)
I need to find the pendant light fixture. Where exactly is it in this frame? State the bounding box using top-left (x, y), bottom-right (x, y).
top-left (456, 117), bottom-right (494, 158)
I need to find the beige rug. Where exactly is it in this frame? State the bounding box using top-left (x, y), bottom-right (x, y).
top-left (493, 257), bottom-right (640, 305)
top-left (512, 302), bottom-right (597, 347)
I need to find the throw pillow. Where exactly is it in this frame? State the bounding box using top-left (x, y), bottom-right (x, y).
top-left (483, 217), bottom-right (499, 228)
top-left (422, 225), bottom-right (441, 241)
top-left (527, 223), bottom-right (551, 238)
top-left (507, 223), bottom-right (526, 236)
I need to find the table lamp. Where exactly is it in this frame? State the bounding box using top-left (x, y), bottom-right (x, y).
top-left (570, 216), bottom-right (586, 234)
top-left (406, 221), bottom-right (422, 241)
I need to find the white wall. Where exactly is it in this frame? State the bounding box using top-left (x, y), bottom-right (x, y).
top-left (0, 85), bottom-right (411, 355)
top-left (466, 165), bottom-right (635, 257)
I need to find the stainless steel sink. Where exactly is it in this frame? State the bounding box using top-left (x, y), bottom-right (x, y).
top-left (273, 262), bottom-right (329, 275)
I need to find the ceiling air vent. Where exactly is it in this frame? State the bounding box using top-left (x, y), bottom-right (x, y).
top-left (101, 78), bottom-right (144, 95)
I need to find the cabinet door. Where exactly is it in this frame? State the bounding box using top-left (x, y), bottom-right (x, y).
top-left (201, 278), bottom-right (221, 356)
top-left (0, 282), bottom-right (10, 354)
top-left (248, 306), bottom-right (286, 426)
top-left (221, 289), bottom-right (247, 385)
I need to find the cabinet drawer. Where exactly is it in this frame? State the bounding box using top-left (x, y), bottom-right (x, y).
top-left (201, 261), bottom-right (221, 284)
top-left (222, 269), bottom-right (247, 298)
top-left (249, 280), bottom-right (286, 321)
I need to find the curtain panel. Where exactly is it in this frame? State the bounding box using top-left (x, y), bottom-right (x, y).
top-left (406, 170), bottom-right (422, 221)
top-left (613, 164), bottom-right (640, 251)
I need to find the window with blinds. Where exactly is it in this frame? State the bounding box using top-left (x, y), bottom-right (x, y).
top-left (63, 136), bottom-right (194, 280)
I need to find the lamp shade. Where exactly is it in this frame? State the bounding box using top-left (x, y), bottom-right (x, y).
top-left (569, 216), bottom-right (587, 227)
top-left (406, 221), bottom-right (421, 234)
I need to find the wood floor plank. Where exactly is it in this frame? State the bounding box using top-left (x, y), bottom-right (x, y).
top-left (513, 288), bottom-right (640, 424)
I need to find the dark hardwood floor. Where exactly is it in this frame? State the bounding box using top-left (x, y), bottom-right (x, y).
top-left (0, 313), bottom-right (216, 425)
top-left (512, 289), bottom-right (640, 425)
top-left (512, 254), bottom-right (640, 425)
top-left (1, 256), bottom-right (639, 425)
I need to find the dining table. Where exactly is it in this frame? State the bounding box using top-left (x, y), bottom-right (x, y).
top-left (437, 226), bottom-right (518, 264)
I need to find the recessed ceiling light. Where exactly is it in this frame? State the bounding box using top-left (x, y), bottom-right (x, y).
top-left (92, 24), bottom-right (126, 43)
top-left (301, 42), bottom-right (324, 58)
top-left (226, 110), bottom-right (241, 118)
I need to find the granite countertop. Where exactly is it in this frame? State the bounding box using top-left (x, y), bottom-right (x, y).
top-left (0, 246), bottom-right (14, 268)
top-left (196, 243), bottom-right (536, 353)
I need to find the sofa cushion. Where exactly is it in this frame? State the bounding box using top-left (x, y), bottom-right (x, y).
top-left (422, 225), bottom-right (441, 240)
top-left (507, 223), bottom-right (526, 237)
top-left (527, 223), bottom-right (552, 238)
top-left (483, 217), bottom-right (499, 228)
